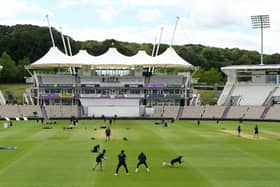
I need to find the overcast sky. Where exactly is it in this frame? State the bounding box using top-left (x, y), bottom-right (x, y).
top-left (0, 0), bottom-right (279, 54)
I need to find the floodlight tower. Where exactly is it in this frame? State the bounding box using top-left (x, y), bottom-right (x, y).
top-left (251, 15), bottom-right (270, 65)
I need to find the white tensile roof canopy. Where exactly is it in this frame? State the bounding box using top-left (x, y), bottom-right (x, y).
top-left (30, 47), bottom-right (73, 68)
top-left (153, 47), bottom-right (192, 67)
top-left (93, 48), bottom-right (131, 67)
top-left (71, 50), bottom-right (96, 66)
top-left (29, 46), bottom-right (193, 68)
top-left (127, 50), bottom-right (153, 66)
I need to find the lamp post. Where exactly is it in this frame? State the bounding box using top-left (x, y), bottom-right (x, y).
top-left (251, 15), bottom-right (270, 65)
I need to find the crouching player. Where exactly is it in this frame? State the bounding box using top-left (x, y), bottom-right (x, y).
top-left (135, 152), bottom-right (149, 172)
top-left (162, 155), bottom-right (183, 167)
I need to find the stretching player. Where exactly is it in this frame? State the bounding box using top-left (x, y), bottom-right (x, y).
top-left (162, 155), bottom-right (183, 167)
top-left (93, 149), bottom-right (106, 171)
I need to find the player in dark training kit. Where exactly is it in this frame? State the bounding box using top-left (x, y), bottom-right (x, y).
top-left (115, 150), bottom-right (129, 175)
top-left (237, 124), bottom-right (241, 136)
top-left (105, 127), bottom-right (111, 141)
top-left (93, 149), bottom-right (106, 171)
top-left (135, 152), bottom-right (149, 172)
top-left (162, 155), bottom-right (183, 167)
top-left (254, 125), bottom-right (259, 139)
top-left (91, 144), bottom-right (100, 153)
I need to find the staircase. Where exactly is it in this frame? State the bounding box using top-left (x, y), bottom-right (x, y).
top-left (260, 106), bottom-right (270, 119)
top-left (28, 95), bottom-right (34, 105)
top-left (0, 90), bottom-right (6, 105)
top-left (23, 93), bottom-right (30, 104)
top-left (176, 106), bottom-right (184, 120)
top-left (218, 84), bottom-right (235, 106)
top-left (77, 105), bottom-right (82, 118)
top-left (222, 106), bottom-right (230, 119)
top-left (40, 105), bottom-right (48, 119)
top-left (189, 93), bottom-right (200, 106)
top-left (263, 87), bottom-right (279, 106)
top-left (24, 88), bottom-right (34, 105)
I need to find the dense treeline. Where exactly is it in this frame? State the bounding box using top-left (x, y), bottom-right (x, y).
top-left (0, 24), bottom-right (280, 84)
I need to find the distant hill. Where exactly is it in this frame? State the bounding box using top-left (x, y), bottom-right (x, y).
top-left (0, 24), bottom-right (280, 83)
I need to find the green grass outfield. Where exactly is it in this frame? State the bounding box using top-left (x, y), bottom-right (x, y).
top-left (1, 120), bottom-right (280, 187)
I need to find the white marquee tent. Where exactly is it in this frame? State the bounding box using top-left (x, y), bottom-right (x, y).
top-left (29, 46), bottom-right (193, 68)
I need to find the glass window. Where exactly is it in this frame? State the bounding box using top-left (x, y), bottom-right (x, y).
top-left (237, 72), bottom-right (252, 82)
top-left (266, 74), bottom-right (277, 83)
top-left (152, 90), bottom-right (158, 94)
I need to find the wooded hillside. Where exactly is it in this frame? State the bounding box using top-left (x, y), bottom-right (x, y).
top-left (0, 24), bottom-right (279, 83)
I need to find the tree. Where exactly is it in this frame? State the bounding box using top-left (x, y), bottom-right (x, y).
top-left (0, 51), bottom-right (17, 83)
top-left (264, 53), bottom-right (280, 64)
top-left (201, 47), bottom-right (224, 69)
top-left (204, 68), bottom-right (223, 84)
top-left (17, 56), bottom-right (30, 82)
top-left (238, 54), bottom-right (251, 65)
top-left (193, 68), bottom-right (222, 85)
top-left (1, 24), bottom-right (280, 84)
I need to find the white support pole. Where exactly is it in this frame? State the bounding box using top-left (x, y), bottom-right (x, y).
top-left (155, 27), bottom-right (164, 57)
top-left (151, 37), bottom-right (157, 57)
top-left (68, 67), bottom-right (71, 75)
top-left (60, 26), bottom-right (68, 55)
top-left (153, 27), bottom-right (163, 73)
top-left (260, 26), bottom-right (264, 65)
top-left (170, 16), bottom-right (180, 47)
top-left (66, 36), bottom-right (74, 74)
top-left (149, 37), bottom-right (157, 72)
top-left (24, 65), bottom-right (33, 76)
top-left (45, 14), bottom-right (55, 47)
top-left (67, 36), bottom-right (73, 56)
top-left (72, 67), bottom-right (76, 75)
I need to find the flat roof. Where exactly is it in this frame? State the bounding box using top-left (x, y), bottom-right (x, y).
top-left (221, 64), bottom-right (280, 71)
